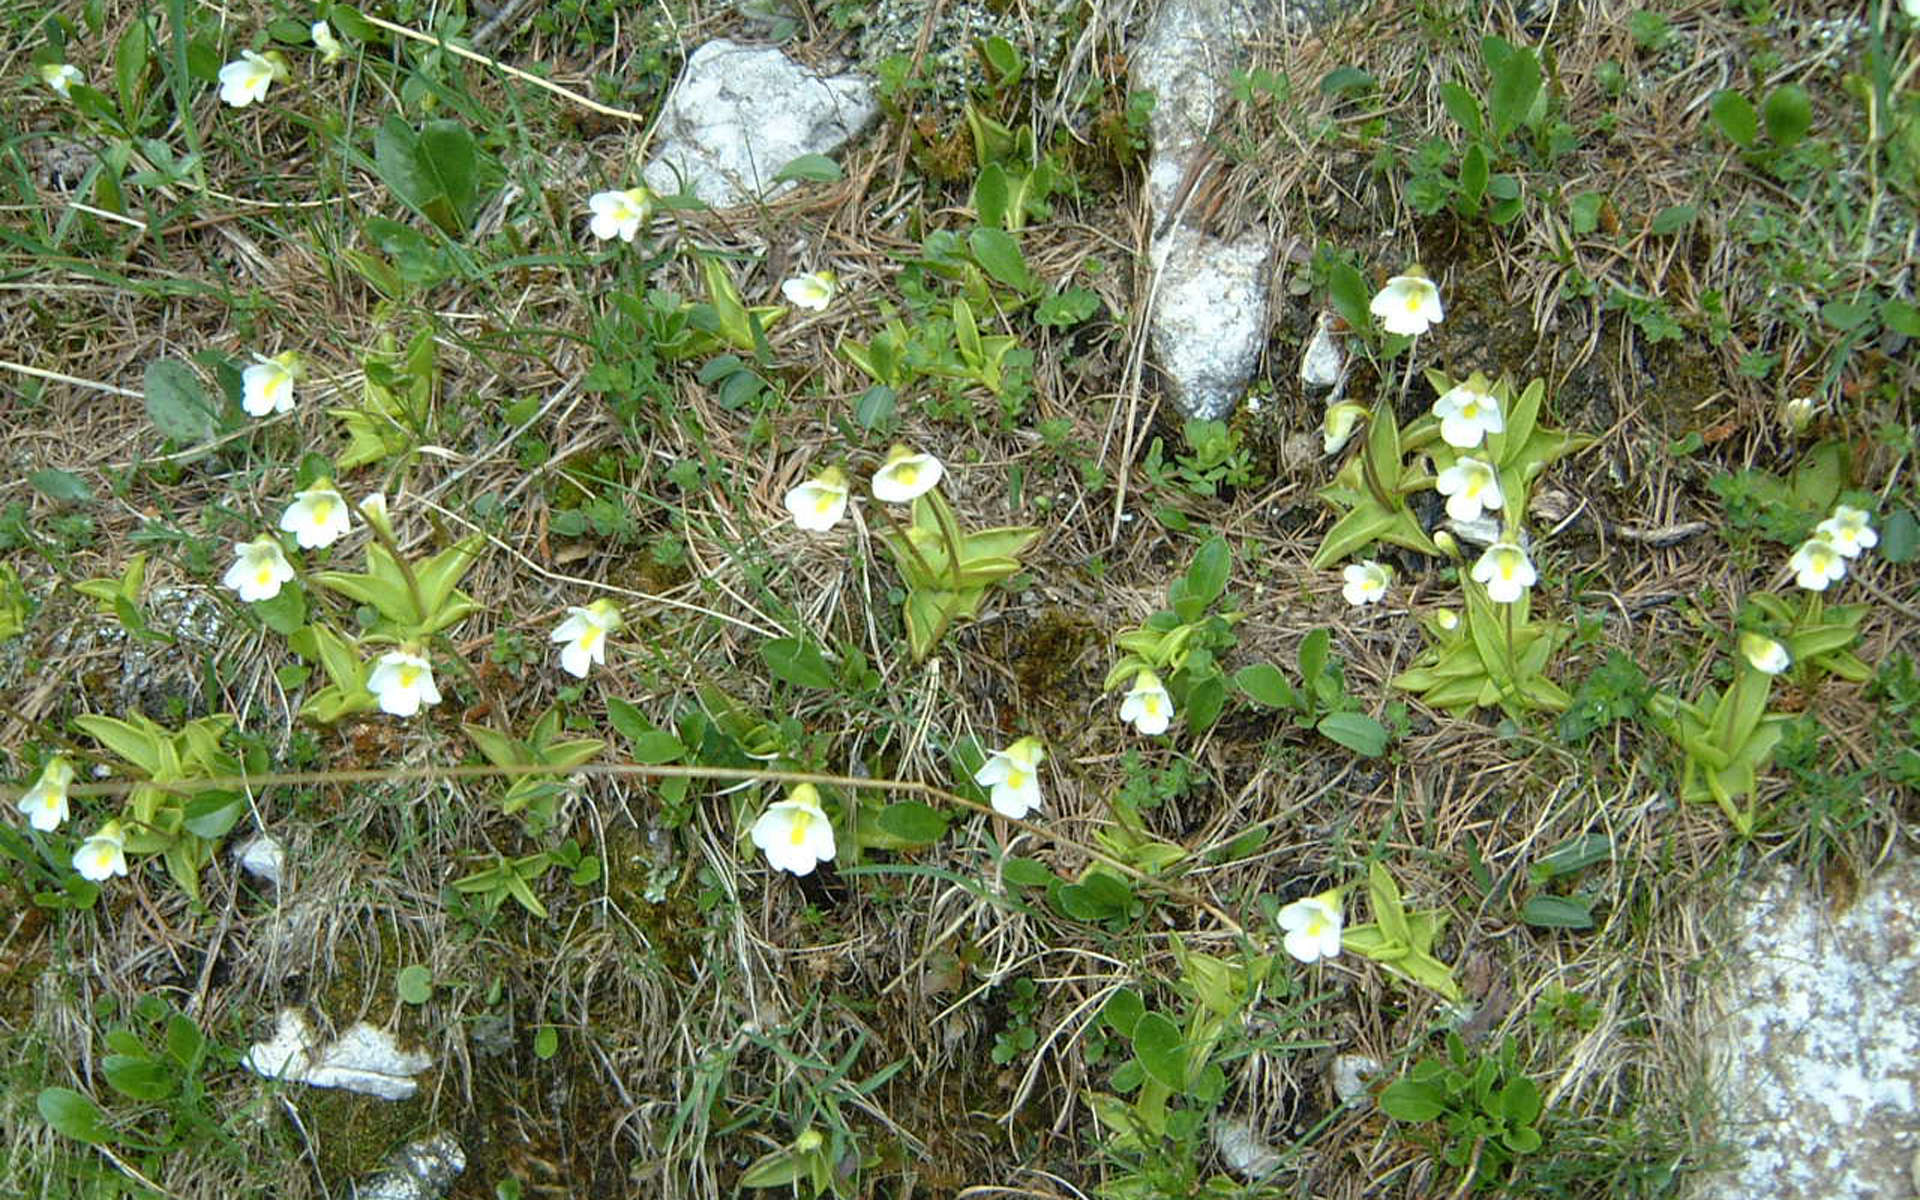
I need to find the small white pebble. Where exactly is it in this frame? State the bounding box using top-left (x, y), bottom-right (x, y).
top-left (236, 834), bottom-right (285, 887)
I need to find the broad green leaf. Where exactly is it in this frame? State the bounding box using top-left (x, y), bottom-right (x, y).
top-left (1709, 89), bottom-right (1758, 148)
top-left (876, 801), bottom-right (950, 844)
top-left (1761, 83), bottom-right (1811, 149)
top-left (973, 162), bottom-right (1009, 228)
top-left (1316, 712), bottom-right (1389, 756)
top-left (761, 637), bottom-right (836, 690)
top-left (1298, 629), bottom-right (1330, 689)
top-left (103, 1054), bottom-right (175, 1101)
top-left (182, 792), bottom-right (244, 838)
top-left (1519, 894), bottom-right (1594, 928)
top-left (396, 964), bottom-right (432, 1004)
top-left (1002, 857), bottom-right (1055, 888)
top-left (967, 227), bottom-right (1033, 293)
top-left (1440, 81), bottom-right (1484, 137)
top-left (145, 358), bottom-right (220, 443)
top-left (73, 715), bottom-right (166, 776)
top-left (1379, 1079), bottom-right (1447, 1122)
top-left (1182, 536), bottom-right (1231, 606)
top-left (1102, 988), bottom-right (1145, 1037)
top-left (38, 1088), bottom-right (107, 1143)
top-left (1486, 38), bottom-right (1540, 140)
top-left (415, 120), bottom-right (477, 228)
top-left (1233, 663), bottom-right (1297, 709)
top-left (738, 1147), bottom-right (808, 1189)
top-left (1327, 261), bottom-right (1370, 333)
top-left (30, 470), bottom-right (94, 504)
top-left (628, 731), bottom-right (687, 765)
top-left (772, 153), bottom-right (841, 183)
top-left (1650, 204), bottom-right (1696, 236)
top-left (1185, 673), bottom-right (1227, 733)
top-left (1130, 1012), bottom-right (1186, 1091)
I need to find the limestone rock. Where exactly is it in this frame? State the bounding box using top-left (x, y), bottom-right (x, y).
top-left (235, 834), bottom-right (285, 887)
top-left (1331, 1052), bottom-right (1383, 1106)
top-left (243, 1010), bottom-right (433, 1101)
top-left (354, 1132), bottom-right (466, 1200)
top-left (1210, 1114), bottom-right (1281, 1179)
top-left (642, 40), bottom-right (878, 209)
top-left (1146, 225), bottom-right (1272, 421)
top-left (1133, 0), bottom-right (1272, 423)
top-left (1693, 855), bottom-right (1920, 1200)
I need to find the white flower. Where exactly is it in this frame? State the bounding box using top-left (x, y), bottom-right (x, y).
top-left (784, 467), bottom-right (850, 533)
top-left (781, 271), bottom-right (839, 312)
top-left (1815, 505), bottom-right (1876, 559)
top-left (39, 63), bottom-right (82, 99)
top-left (241, 350), bottom-right (302, 417)
top-left (973, 737), bottom-right (1045, 819)
top-left (311, 20), bottom-right (344, 64)
top-left (73, 821), bottom-right (128, 882)
top-left (749, 784), bottom-right (836, 876)
top-left (1471, 542), bottom-right (1537, 603)
top-left (1434, 456), bottom-right (1504, 522)
top-left (1906, 0), bottom-right (1920, 21)
top-left (1278, 890), bottom-right (1343, 964)
top-left (871, 446), bottom-right (944, 504)
top-left (1119, 670), bottom-right (1174, 736)
top-left (222, 536), bottom-right (295, 603)
top-left (1432, 383), bottom-right (1505, 450)
top-left (1341, 560), bottom-right (1392, 607)
top-left (586, 187), bottom-right (654, 242)
top-left (1788, 538), bottom-right (1846, 591)
top-left (1322, 403), bottom-right (1368, 456)
top-left (1779, 396), bottom-right (1816, 435)
top-left (367, 649), bottom-right (441, 717)
top-left (550, 599), bottom-right (621, 679)
top-left (218, 50), bottom-right (288, 108)
top-left (357, 492), bottom-right (392, 539)
top-left (17, 756), bottom-right (75, 833)
top-left (279, 482), bottom-right (352, 549)
top-left (1739, 632), bottom-right (1791, 676)
top-left (1368, 272), bottom-right (1443, 337)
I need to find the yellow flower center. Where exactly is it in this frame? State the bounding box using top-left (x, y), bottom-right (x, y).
top-left (580, 626), bottom-right (604, 651)
top-left (256, 567), bottom-right (276, 587)
top-left (1005, 769), bottom-right (1028, 790)
top-left (310, 497), bottom-right (333, 524)
top-left (788, 809), bottom-right (814, 846)
top-left (1142, 694), bottom-right (1164, 716)
top-left (1404, 292), bottom-right (1423, 312)
top-left (397, 665), bottom-right (421, 688)
top-left (812, 493), bottom-right (836, 516)
top-left (894, 464), bottom-right (920, 487)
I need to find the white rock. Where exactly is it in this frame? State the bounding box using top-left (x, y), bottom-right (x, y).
top-left (1299, 311), bottom-right (1346, 392)
top-left (1331, 1053), bottom-right (1383, 1106)
top-left (1211, 1114), bottom-right (1281, 1179)
top-left (642, 40), bottom-right (879, 209)
top-left (354, 1132), bottom-right (467, 1200)
top-left (235, 834), bottom-right (284, 886)
top-left (1147, 224), bottom-right (1272, 421)
top-left (1133, 1), bottom-right (1273, 421)
top-left (243, 1009), bottom-right (432, 1101)
top-left (1693, 854), bottom-right (1920, 1200)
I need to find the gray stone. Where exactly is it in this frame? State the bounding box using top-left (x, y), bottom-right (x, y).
top-left (1211, 1114), bottom-right (1282, 1179)
top-left (1133, 0), bottom-right (1273, 421)
top-left (1693, 854), bottom-right (1920, 1200)
top-left (1146, 225), bottom-right (1272, 421)
top-left (1331, 1052), bottom-right (1382, 1106)
top-left (235, 834), bottom-right (285, 887)
top-left (353, 1132), bottom-right (466, 1200)
top-left (1299, 312), bottom-right (1347, 392)
top-left (642, 40), bottom-right (879, 210)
